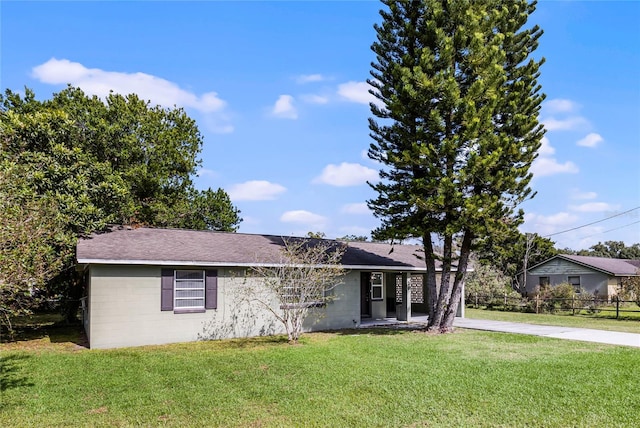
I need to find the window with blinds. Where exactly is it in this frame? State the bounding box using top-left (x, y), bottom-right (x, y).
top-left (174, 270), bottom-right (205, 309)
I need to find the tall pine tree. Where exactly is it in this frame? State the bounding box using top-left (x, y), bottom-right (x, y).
top-left (368, 0), bottom-right (545, 332)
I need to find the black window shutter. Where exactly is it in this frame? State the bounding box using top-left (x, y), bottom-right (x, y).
top-left (205, 270), bottom-right (218, 309)
top-left (161, 268), bottom-right (174, 311)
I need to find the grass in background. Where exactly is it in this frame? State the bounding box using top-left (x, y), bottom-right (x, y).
top-left (2, 327), bottom-right (639, 427)
top-left (465, 307), bottom-right (640, 333)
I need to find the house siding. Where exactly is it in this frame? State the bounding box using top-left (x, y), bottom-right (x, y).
top-left (525, 259), bottom-right (610, 297)
top-left (87, 264), bottom-right (361, 349)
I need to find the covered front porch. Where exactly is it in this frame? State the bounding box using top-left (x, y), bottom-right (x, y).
top-left (359, 270), bottom-right (464, 324)
top-left (360, 313), bottom-right (429, 328)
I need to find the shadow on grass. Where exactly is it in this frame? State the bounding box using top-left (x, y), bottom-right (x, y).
top-left (196, 335), bottom-right (291, 350)
top-left (1, 321), bottom-right (87, 348)
top-left (0, 354), bottom-right (34, 409)
top-left (332, 326), bottom-right (424, 336)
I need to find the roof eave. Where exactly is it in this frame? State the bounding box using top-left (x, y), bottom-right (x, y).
top-left (76, 258), bottom-right (446, 272)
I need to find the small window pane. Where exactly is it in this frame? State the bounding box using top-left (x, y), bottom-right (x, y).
top-left (372, 286), bottom-right (383, 300)
top-left (176, 270), bottom-right (204, 280)
top-left (175, 298), bottom-right (204, 308)
top-left (176, 280), bottom-right (204, 289)
top-left (175, 289), bottom-right (204, 299)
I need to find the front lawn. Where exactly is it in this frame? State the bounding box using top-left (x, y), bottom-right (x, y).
top-left (2, 327), bottom-right (639, 427)
top-left (465, 308), bottom-right (640, 333)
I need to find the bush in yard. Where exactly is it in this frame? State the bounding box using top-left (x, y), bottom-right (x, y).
top-left (619, 273), bottom-right (640, 306)
top-left (532, 282), bottom-right (593, 313)
top-left (465, 264), bottom-right (522, 309)
top-left (247, 237), bottom-right (346, 344)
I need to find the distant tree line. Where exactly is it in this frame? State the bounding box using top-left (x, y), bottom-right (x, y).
top-left (559, 240), bottom-right (640, 259)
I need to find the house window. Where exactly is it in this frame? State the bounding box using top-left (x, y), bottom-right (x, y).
top-left (175, 270), bottom-right (205, 309)
top-left (371, 272), bottom-right (384, 301)
top-left (539, 276), bottom-right (550, 287)
top-left (280, 285), bottom-right (327, 309)
top-left (568, 275), bottom-right (581, 293)
top-left (161, 268), bottom-right (217, 312)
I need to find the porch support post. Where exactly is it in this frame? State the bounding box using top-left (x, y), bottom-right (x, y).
top-left (397, 272), bottom-right (411, 321)
top-left (456, 280), bottom-right (465, 318)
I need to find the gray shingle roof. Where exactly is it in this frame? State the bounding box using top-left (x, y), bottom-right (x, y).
top-left (559, 254), bottom-right (640, 276)
top-left (76, 227), bottom-right (442, 271)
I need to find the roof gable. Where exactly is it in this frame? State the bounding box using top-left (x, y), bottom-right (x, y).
top-left (528, 254), bottom-right (640, 276)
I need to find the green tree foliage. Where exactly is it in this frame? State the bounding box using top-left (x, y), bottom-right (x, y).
top-left (475, 231), bottom-right (557, 290)
top-left (0, 163), bottom-right (71, 332)
top-left (368, 0), bottom-right (545, 332)
top-left (338, 235), bottom-right (370, 242)
top-left (0, 87), bottom-right (241, 326)
top-left (577, 241), bottom-right (640, 259)
top-left (464, 264), bottom-right (521, 308)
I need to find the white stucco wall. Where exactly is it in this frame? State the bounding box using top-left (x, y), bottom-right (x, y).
top-left (87, 265), bottom-right (361, 349)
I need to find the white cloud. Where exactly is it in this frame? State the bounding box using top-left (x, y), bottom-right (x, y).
top-left (524, 211), bottom-right (580, 237)
top-left (542, 116), bottom-right (590, 131)
top-left (538, 136), bottom-right (555, 156)
top-left (525, 212), bottom-right (578, 226)
top-left (296, 74), bottom-right (325, 84)
top-left (544, 99), bottom-right (579, 114)
top-left (31, 58), bottom-right (233, 132)
top-left (337, 81), bottom-right (383, 108)
top-left (532, 136), bottom-right (579, 178)
top-left (271, 94), bottom-right (298, 119)
top-left (341, 203), bottom-right (370, 215)
top-left (571, 189), bottom-right (597, 200)
top-left (300, 94), bottom-right (329, 104)
top-left (280, 210), bottom-right (327, 228)
top-left (576, 132), bottom-right (603, 148)
top-left (531, 157), bottom-right (579, 177)
top-left (197, 168), bottom-right (218, 178)
top-left (229, 180), bottom-right (287, 201)
top-left (313, 162), bottom-right (379, 187)
top-left (569, 202), bottom-right (621, 213)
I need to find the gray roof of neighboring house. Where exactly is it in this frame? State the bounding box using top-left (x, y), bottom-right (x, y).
top-left (531, 254), bottom-right (640, 276)
top-left (76, 227), bottom-right (447, 271)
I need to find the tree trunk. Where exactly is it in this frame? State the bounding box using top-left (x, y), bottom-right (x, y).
top-left (441, 230), bottom-right (473, 331)
top-left (423, 233), bottom-right (438, 322)
top-left (429, 235), bottom-right (453, 331)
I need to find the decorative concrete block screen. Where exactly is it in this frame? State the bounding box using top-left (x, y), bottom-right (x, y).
top-left (395, 274), bottom-right (424, 304)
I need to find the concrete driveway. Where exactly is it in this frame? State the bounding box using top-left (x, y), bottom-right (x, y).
top-left (454, 318), bottom-right (640, 348)
top-left (360, 316), bottom-right (640, 347)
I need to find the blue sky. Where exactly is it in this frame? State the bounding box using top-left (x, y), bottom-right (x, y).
top-left (2, 1), bottom-right (639, 251)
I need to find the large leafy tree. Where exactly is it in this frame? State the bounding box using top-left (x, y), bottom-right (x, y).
top-left (475, 231), bottom-right (557, 291)
top-left (0, 87), bottom-right (241, 325)
top-left (368, 0), bottom-right (545, 332)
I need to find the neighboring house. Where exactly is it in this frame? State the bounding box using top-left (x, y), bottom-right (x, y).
top-left (522, 254), bottom-right (640, 299)
top-left (76, 227), bottom-right (465, 349)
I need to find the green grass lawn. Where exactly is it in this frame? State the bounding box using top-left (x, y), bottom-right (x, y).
top-left (465, 307), bottom-right (640, 333)
top-left (2, 325), bottom-right (639, 427)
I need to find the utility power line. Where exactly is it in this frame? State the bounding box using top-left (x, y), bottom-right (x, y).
top-left (575, 220), bottom-right (640, 240)
top-left (543, 206), bottom-right (640, 238)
